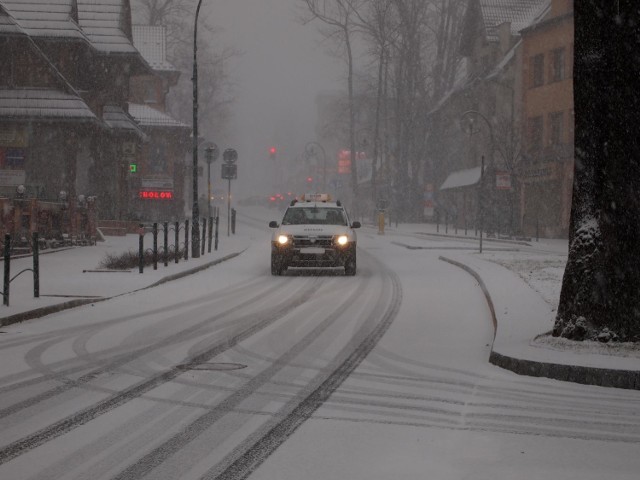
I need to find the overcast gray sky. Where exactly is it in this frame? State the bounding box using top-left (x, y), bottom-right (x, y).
top-left (202, 0), bottom-right (344, 195)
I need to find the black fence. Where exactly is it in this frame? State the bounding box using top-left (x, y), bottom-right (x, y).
top-left (1, 209), bottom-right (235, 307)
top-left (1, 233), bottom-right (40, 307)
top-left (137, 214), bottom-right (224, 274)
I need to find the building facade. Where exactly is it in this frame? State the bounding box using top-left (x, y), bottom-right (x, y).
top-left (128, 25), bottom-right (190, 222)
top-left (0, 1), bottom-right (192, 245)
top-left (428, 0), bottom-right (574, 239)
top-left (520, 0), bottom-right (574, 238)
top-left (430, 0), bottom-right (548, 235)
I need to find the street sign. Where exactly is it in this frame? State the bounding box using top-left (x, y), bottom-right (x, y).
top-left (496, 171), bottom-right (512, 190)
top-left (223, 148), bottom-right (238, 163)
top-left (204, 142), bottom-right (219, 164)
top-left (221, 163), bottom-right (237, 179)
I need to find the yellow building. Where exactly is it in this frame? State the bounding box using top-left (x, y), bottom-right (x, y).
top-left (520, 0), bottom-right (574, 237)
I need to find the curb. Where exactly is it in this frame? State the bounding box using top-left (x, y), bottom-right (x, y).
top-left (0, 250), bottom-right (245, 327)
top-left (439, 255), bottom-right (640, 391)
top-left (418, 231), bottom-right (531, 247)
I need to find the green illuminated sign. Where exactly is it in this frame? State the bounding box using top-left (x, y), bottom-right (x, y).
top-left (129, 164), bottom-right (137, 173)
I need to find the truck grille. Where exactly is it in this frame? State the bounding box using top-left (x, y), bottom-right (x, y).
top-left (292, 235), bottom-right (334, 248)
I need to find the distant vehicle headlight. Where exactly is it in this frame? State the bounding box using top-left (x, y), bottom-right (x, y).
top-left (277, 235), bottom-right (290, 245)
top-left (336, 235), bottom-right (348, 246)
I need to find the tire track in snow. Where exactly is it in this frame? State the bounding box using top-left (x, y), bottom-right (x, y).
top-left (0, 278), bottom-right (322, 464)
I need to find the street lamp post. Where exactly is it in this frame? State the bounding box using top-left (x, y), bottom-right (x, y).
top-left (461, 110), bottom-right (494, 253)
top-left (191, 0), bottom-right (206, 258)
top-left (304, 142), bottom-right (327, 191)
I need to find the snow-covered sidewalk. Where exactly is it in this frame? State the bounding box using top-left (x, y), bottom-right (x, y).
top-left (0, 231), bottom-right (251, 324)
top-left (376, 220), bottom-right (640, 388)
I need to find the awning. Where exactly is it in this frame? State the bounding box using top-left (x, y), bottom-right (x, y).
top-left (103, 105), bottom-right (147, 140)
top-left (128, 103), bottom-right (190, 129)
top-left (439, 166), bottom-right (482, 191)
top-left (0, 88), bottom-right (98, 122)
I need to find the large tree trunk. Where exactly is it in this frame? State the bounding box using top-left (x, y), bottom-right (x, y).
top-left (554, 0), bottom-right (640, 342)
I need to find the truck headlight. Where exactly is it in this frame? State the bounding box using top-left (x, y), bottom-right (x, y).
top-left (336, 235), bottom-right (348, 246)
top-left (277, 235), bottom-right (290, 245)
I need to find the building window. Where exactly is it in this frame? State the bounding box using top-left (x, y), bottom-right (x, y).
top-left (0, 42), bottom-right (12, 86)
top-left (531, 54), bottom-right (544, 87)
top-left (549, 112), bottom-right (564, 145)
top-left (144, 79), bottom-right (157, 103)
top-left (550, 48), bottom-right (565, 82)
top-left (529, 116), bottom-right (543, 152)
top-left (150, 143), bottom-right (167, 173)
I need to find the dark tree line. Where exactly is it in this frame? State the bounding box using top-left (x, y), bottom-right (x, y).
top-left (300, 0), bottom-right (465, 219)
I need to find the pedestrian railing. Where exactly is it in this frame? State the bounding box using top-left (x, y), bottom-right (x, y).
top-left (1, 233), bottom-right (40, 306)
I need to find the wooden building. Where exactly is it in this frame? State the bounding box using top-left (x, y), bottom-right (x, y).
top-left (0, 1), bottom-right (191, 245)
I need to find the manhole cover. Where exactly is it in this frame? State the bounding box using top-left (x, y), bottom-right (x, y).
top-left (178, 362), bottom-right (247, 371)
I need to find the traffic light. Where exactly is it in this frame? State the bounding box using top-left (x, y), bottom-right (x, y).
top-left (269, 146), bottom-right (277, 160)
top-left (306, 176), bottom-right (313, 183)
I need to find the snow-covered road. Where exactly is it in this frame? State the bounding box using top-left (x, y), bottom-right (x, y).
top-left (0, 211), bottom-right (639, 479)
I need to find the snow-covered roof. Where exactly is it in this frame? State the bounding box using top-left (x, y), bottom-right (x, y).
top-left (480, 0), bottom-right (549, 41)
top-left (103, 104), bottom-right (146, 139)
top-left (132, 25), bottom-right (176, 72)
top-left (428, 73), bottom-right (475, 117)
top-left (0, 88), bottom-right (97, 121)
top-left (440, 166), bottom-right (483, 191)
top-left (128, 103), bottom-right (189, 129)
top-left (0, 0), bottom-right (89, 41)
top-left (485, 38), bottom-right (520, 81)
top-left (76, 0), bottom-right (137, 54)
top-left (0, 4), bottom-right (28, 36)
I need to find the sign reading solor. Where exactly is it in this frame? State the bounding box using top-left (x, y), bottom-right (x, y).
top-left (139, 190), bottom-right (173, 200)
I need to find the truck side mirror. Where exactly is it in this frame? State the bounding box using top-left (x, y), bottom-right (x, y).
top-left (351, 221), bottom-right (361, 229)
top-left (269, 221), bottom-right (278, 228)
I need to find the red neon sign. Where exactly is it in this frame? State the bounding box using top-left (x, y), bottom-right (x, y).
top-left (139, 190), bottom-right (174, 200)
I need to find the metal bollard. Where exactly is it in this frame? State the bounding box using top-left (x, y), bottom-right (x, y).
top-left (3, 234), bottom-right (10, 306)
top-left (184, 219), bottom-right (189, 261)
top-left (32, 232), bottom-right (39, 298)
top-left (201, 217), bottom-right (207, 255)
top-left (214, 215), bottom-right (219, 251)
top-left (138, 224), bottom-right (144, 274)
top-left (174, 221), bottom-right (179, 264)
top-left (231, 208), bottom-right (236, 234)
top-left (152, 222), bottom-right (158, 270)
top-left (208, 216), bottom-right (213, 253)
top-left (163, 222), bottom-right (168, 267)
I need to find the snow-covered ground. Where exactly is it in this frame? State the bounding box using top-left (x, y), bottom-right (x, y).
top-left (0, 206), bottom-right (638, 480)
top-left (2, 206), bottom-right (638, 368)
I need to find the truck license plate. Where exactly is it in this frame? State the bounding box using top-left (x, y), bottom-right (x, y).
top-left (300, 247), bottom-right (325, 254)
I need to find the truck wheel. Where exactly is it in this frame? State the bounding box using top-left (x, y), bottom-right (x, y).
top-left (344, 254), bottom-right (357, 276)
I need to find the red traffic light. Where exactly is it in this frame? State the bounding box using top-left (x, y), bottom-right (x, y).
top-left (306, 176), bottom-right (313, 183)
top-left (269, 147), bottom-right (277, 155)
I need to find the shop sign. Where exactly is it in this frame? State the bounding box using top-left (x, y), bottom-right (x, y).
top-left (141, 177), bottom-right (173, 189)
top-left (495, 172), bottom-right (512, 190)
top-left (523, 162), bottom-right (557, 182)
top-left (0, 170), bottom-right (26, 186)
top-left (139, 190), bottom-right (173, 200)
top-left (0, 127), bottom-right (28, 147)
top-left (423, 183), bottom-right (434, 218)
